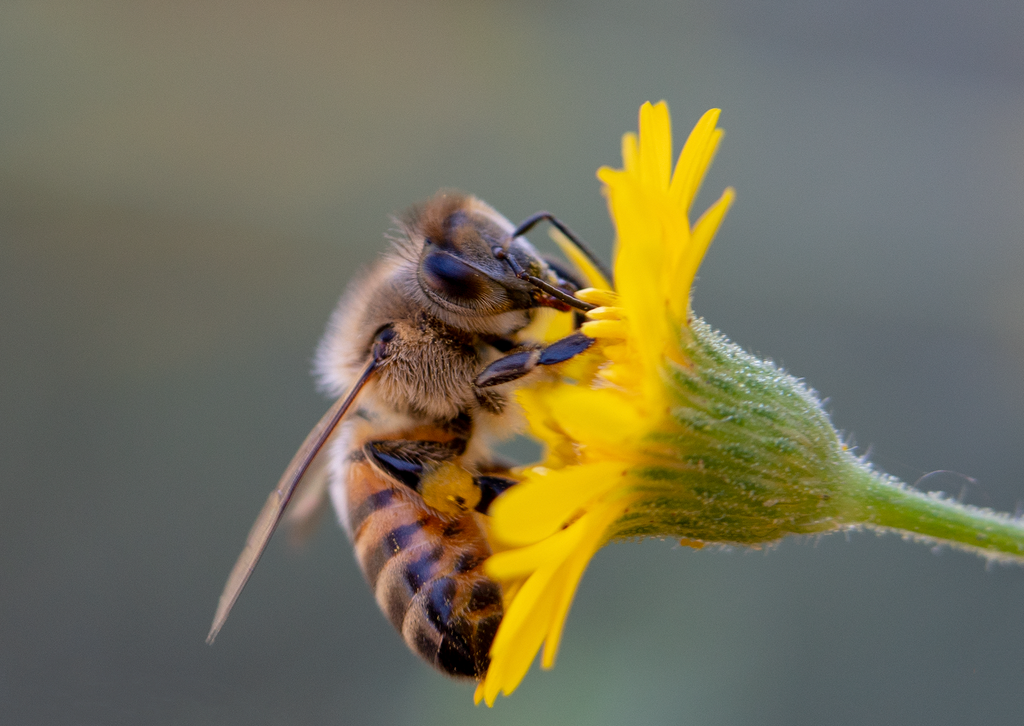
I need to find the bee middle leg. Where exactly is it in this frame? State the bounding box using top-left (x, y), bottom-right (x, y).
top-left (365, 439), bottom-right (516, 515)
top-left (474, 331), bottom-right (595, 388)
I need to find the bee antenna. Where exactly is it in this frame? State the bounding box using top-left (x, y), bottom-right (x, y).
top-left (510, 212), bottom-right (614, 285)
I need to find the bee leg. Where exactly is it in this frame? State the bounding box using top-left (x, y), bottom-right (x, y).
top-left (363, 439), bottom-right (465, 491)
top-left (365, 440), bottom-right (517, 516)
top-left (474, 331), bottom-right (595, 388)
top-left (365, 439), bottom-right (487, 516)
top-left (474, 475), bottom-right (517, 514)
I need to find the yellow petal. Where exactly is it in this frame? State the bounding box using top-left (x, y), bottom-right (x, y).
top-left (547, 386), bottom-right (645, 449)
top-left (669, 108), bottom-right (722, 211)
top-left (596, 362), bottom-right (636, 389)
top-left (516, 386), bottom-right (571, 456)
top-left (692, 127), bottom-right (724, 206)
top-left (485, 518), bottom-right (590, 579)
top-left (606, 185), bottom-right (672, 385)
top-left (489, 462), bottom-right (628, 546)
top-left (638, 101), bottom-right (672, 191)
top-left (550, 228), bottom-right (612, 291)
top-left (621, 131), bottom-right (639, 174)
top-left (540, 498), bottom-right (632, 668)
top-left (484, 498), bottom-right (632, 701)
top-left (483, 560), bottom-right (562, 705)
top-left (690, 187), bottom-right (736, 257)
top-left (669, 186), bottom-right (735, 320)
top-left (601, 343), bottom-right (629, 362)
top-left (517, 306), bottom-right (576, 345)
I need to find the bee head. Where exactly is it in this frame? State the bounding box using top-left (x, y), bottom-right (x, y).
top-left (411, 193), bottom-right (572, 328)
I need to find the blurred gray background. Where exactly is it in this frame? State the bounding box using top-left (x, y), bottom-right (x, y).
top-left (3, 2), bottom-right (1024, 724)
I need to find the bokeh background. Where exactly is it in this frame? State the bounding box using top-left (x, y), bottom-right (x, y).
top-left (4, 2), bottom-right (1024, 724)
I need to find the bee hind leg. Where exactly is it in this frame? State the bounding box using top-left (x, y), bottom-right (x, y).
top-left (363, 440), bottom-right (464, 491)
top-left (475, 331), bottom-right (594, 388)
top-left (474, 475), bottom-right (516, 514)
top-left (364, 440), bottom-right (517, 515)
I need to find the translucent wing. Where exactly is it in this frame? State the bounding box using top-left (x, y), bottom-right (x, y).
top-left (283, 451), bottom-right (331, 546)
top-left (206, 357), bottom-right (378, 644)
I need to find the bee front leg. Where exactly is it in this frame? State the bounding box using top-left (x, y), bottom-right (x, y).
top-left (474, 331), bottom-right (595, 388)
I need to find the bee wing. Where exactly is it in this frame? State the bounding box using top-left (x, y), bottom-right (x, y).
top-left (283, 451), bottom-right (331, 546)
top-left (206, 357), bottom-right (378, 644)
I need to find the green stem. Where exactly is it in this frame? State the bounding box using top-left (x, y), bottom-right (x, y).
top-left (847, 464), bottom-right (1024, 562)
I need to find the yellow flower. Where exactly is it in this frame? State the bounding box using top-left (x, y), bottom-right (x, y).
top-left (476, 100), bottom-right (1024, 707)
top-left (475, 101), bottom-right (735, 706)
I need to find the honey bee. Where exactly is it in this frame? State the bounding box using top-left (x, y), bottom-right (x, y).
top-left (206, 191), bottom-right (610, 679)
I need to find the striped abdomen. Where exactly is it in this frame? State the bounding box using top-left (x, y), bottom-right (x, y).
top-left (347, 458), bottom-right (503, 678)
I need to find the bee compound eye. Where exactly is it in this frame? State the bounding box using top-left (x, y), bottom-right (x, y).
top-left (421, 250), bottom-right (486, 301)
